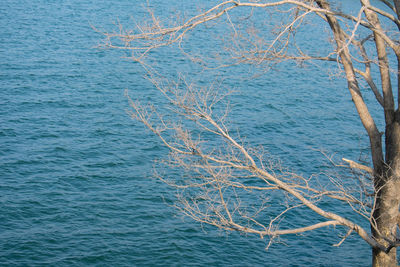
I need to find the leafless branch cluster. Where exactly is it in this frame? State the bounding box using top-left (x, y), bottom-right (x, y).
top-left (103, 0), bottom-right (400, 261)
top-left (124, 71), bottom-right (390, 251)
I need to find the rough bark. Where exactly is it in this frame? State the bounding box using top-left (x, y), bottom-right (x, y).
top-left (372, 112), bottom-right (400, 267)
top-left (359, 0), bottom-right (400, 265)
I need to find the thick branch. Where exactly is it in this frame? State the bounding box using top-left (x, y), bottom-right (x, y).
top-left (361, 0), bottom-right (395, 125)
top-left (316, 0), bottom-right (384, 175)
top-left (342, 158), bottom-right (374, 174)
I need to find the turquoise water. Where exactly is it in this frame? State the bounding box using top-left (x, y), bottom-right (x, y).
top-left (0, 1), bottom-right (388, 266)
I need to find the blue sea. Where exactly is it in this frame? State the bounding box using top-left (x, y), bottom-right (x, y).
top-left (0, 0), bottom-right (391, 266)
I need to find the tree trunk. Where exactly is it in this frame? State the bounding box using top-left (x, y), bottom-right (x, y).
top-left (372, 112), bottom-right (400, 267)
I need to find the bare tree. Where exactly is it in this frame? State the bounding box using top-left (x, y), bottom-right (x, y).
top-left (102, 1), bottom-right (400, 266)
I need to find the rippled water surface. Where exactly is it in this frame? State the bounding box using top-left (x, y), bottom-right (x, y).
top-left (0, 0), bottom-right (389, 266)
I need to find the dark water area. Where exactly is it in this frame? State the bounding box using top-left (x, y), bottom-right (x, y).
top-left (0, 0), bottom-right (390, 266)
